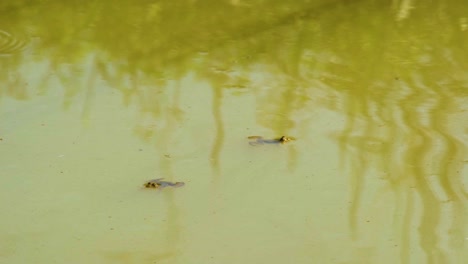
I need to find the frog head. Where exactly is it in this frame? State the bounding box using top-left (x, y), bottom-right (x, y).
top-left (144, 182), bottom-right (160, 188)
top-left (279, 136), bottom-right (295, 143)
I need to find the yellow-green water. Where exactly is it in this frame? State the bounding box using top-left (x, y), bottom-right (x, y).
top-left (1, 0), bottom-right (468, 263)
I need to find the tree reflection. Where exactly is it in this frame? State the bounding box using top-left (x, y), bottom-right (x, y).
top-left (1, 0), bottom-right (468, 263)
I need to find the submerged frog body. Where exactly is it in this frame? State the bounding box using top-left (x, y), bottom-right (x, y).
top-left (247, 136), bottom-right (295, 146)
top-left (144, 178), bottom-right (185, 189)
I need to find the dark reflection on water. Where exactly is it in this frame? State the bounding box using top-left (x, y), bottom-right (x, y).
top-left (210, 85), bottom-right (224, 177)
top-left (325, 2), bottom-right (468, 261)
top-left (2, 0), bottom-right (468, 263)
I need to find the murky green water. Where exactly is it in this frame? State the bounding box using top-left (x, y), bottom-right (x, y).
top-left (1, 0), bottom-right (468, 263)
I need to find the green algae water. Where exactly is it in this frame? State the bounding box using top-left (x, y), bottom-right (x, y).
top-left (1, 0), bottom-right (468, 263)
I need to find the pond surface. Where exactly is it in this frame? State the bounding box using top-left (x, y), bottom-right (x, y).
top-left (1, 0), bottom-right (468, 263)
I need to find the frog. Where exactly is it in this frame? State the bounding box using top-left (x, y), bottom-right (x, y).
top-left (143, 178), bottom-right (185, 189)
top-left (247, 136), bottom-right (295, 146)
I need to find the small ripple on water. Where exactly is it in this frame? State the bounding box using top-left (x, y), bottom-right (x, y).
top-left (0, 29), bottom-right (29, 56)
